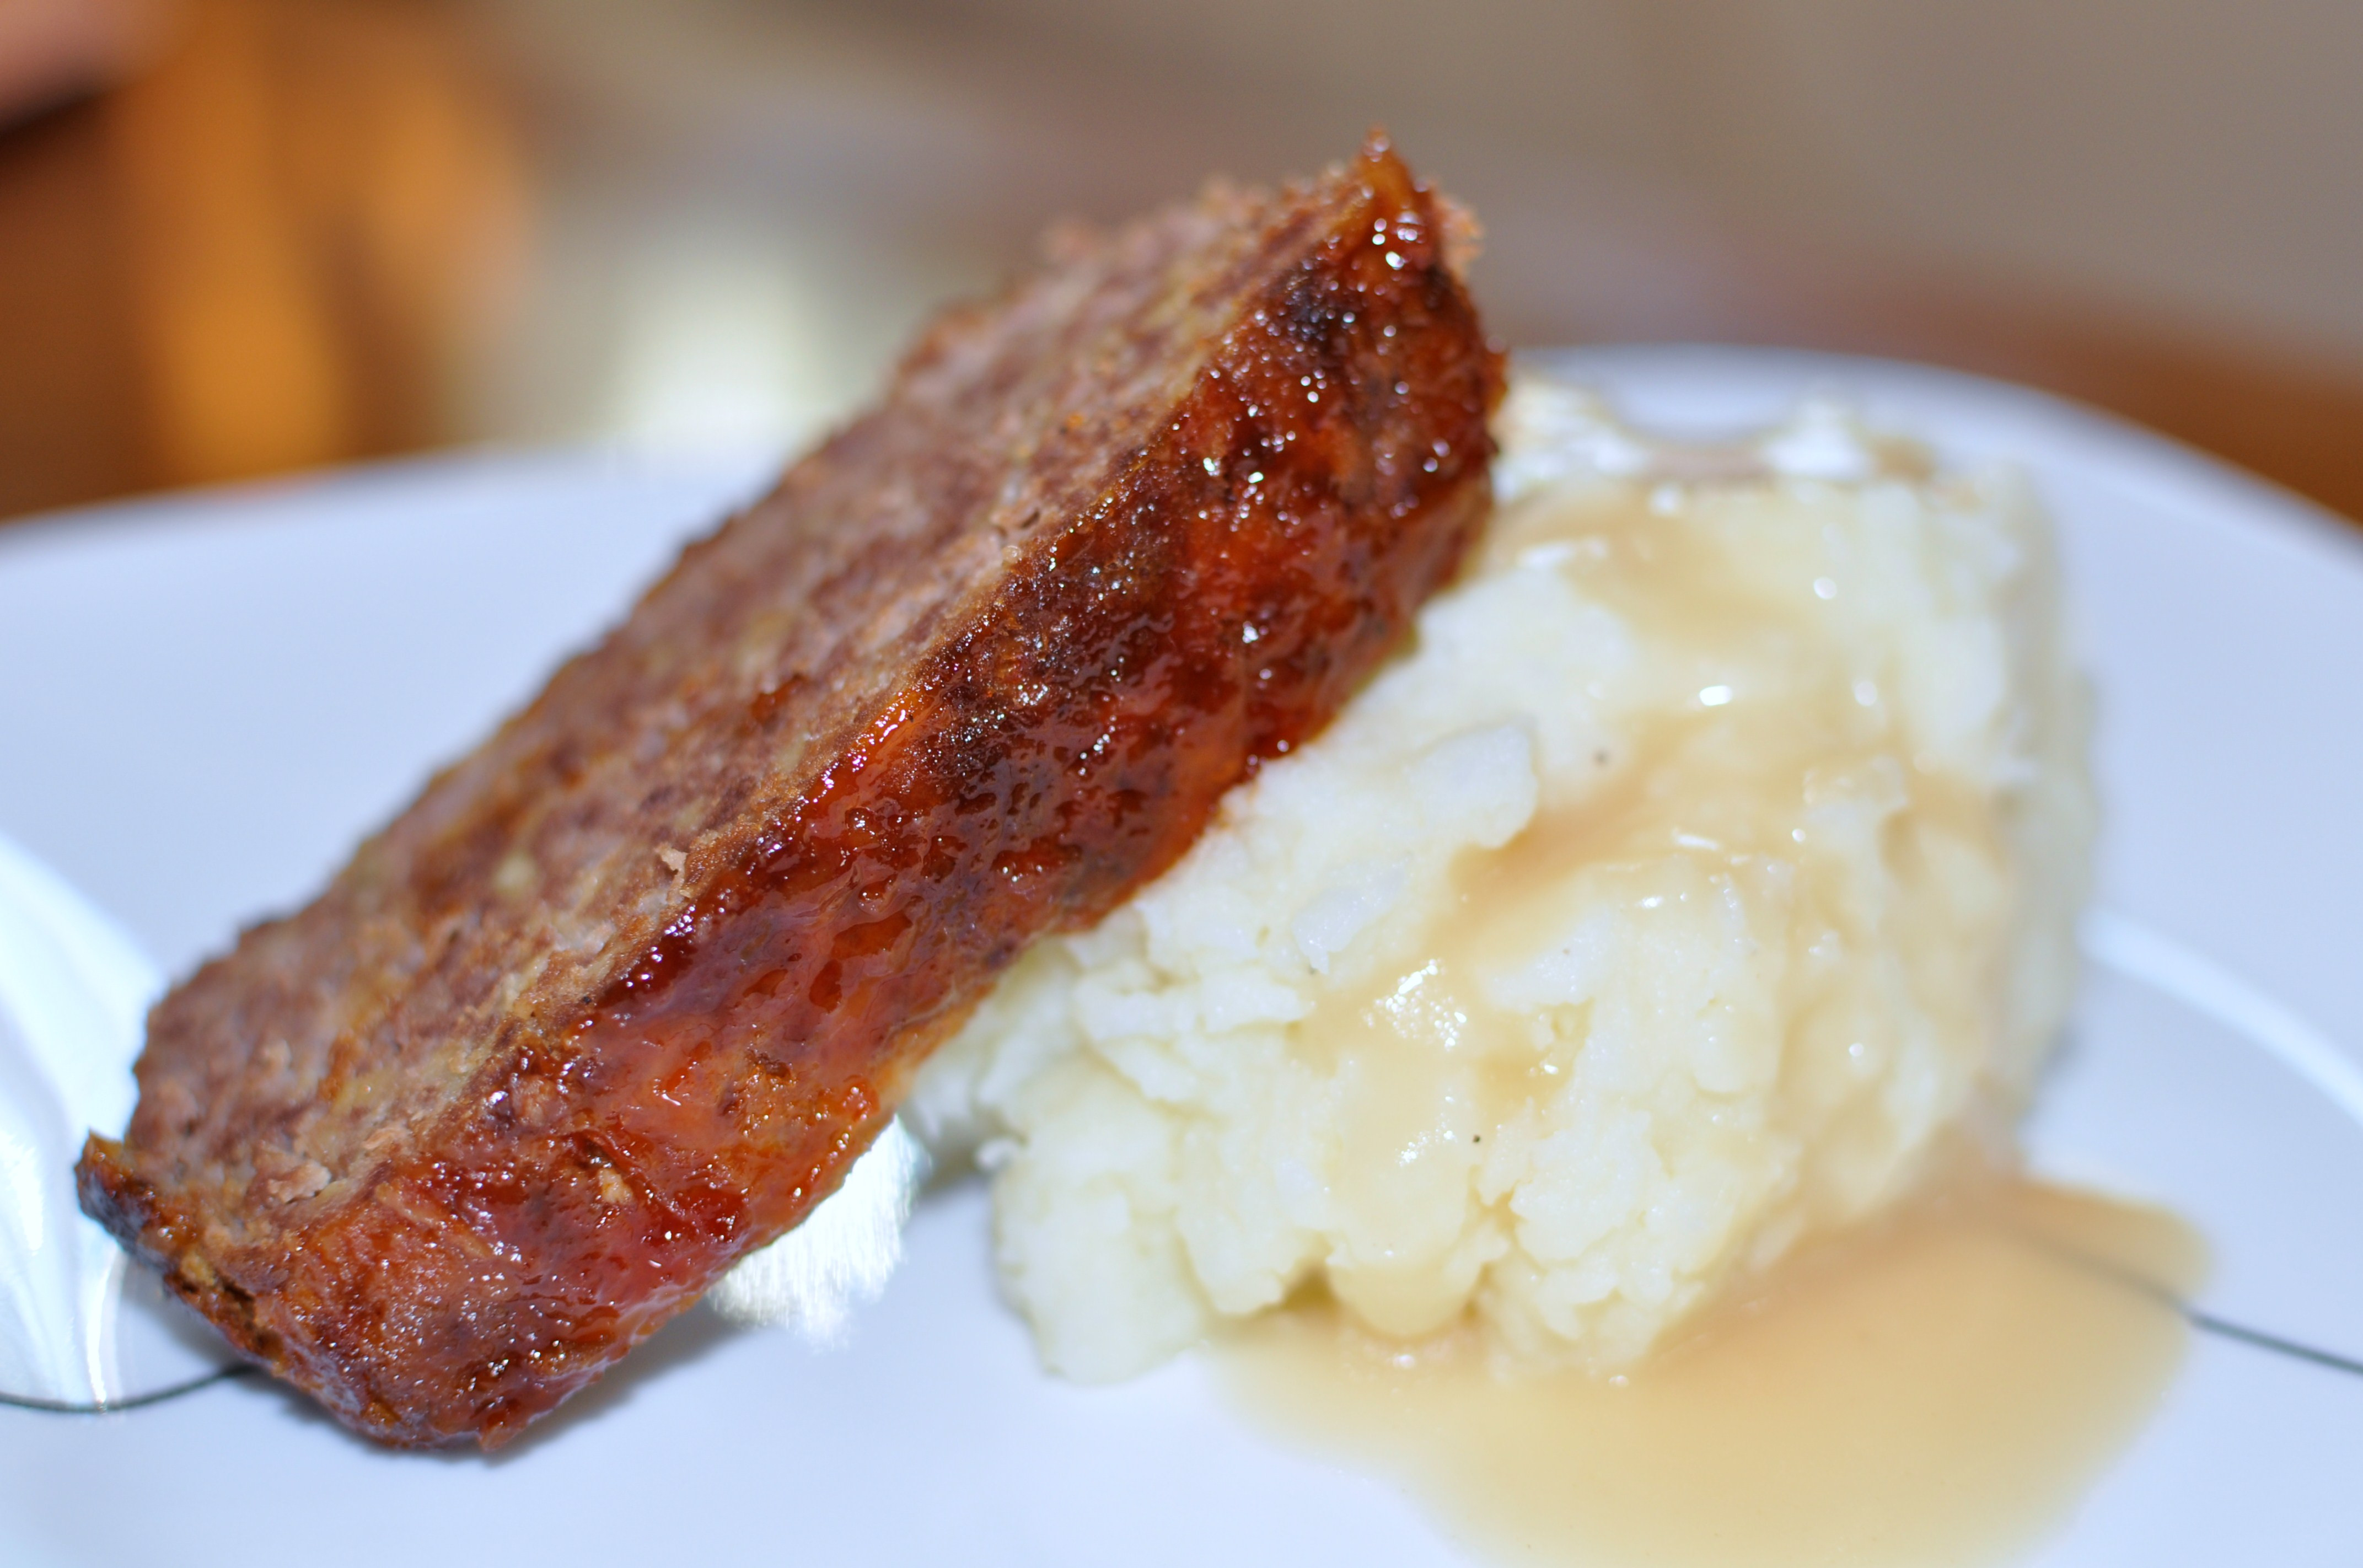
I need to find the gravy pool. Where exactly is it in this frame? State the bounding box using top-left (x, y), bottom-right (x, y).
top-left (1217, 1179), bottom-right (2199, 1568)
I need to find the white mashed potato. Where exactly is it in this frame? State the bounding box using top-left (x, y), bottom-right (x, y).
top-left (906, 373), bottom-right (2092, 1382)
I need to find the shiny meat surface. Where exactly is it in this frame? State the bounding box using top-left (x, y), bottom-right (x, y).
top-left (77, 137), bottom-right (1502, 1446)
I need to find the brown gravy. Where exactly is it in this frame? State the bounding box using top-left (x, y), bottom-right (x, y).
top-left (1216, 1179), bottom-right (2200, 1567)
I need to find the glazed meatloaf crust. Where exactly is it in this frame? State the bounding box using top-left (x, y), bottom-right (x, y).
top-left (78, 137), bottom-right (1502, 1447)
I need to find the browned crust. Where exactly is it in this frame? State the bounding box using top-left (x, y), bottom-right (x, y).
top-left (78, 137), bottom-right (1503, 1446)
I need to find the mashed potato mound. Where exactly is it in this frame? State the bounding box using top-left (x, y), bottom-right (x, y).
top-left (906, 373), bottom-right (2093, 1382)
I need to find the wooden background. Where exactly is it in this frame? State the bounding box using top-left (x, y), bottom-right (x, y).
top-left (2, 0), bottom-right (2359, 526)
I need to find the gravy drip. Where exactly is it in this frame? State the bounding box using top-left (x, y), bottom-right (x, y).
top-left (1218, 1178), bottom-right (2199, 1568)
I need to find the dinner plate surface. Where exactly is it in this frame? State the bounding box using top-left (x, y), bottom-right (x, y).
top-left (2, 347), bottom-right (2359, 1566)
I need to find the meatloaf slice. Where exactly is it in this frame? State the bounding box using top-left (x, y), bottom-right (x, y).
top-left (78, 136), bottom-right (1503, 1447)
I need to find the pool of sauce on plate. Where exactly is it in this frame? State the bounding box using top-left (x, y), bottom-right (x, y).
top-left (1217, 1179), bottom-right (2200, 1568)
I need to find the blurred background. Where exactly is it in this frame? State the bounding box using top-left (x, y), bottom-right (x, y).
top-left (2, 0), bottom-right (2359, 525)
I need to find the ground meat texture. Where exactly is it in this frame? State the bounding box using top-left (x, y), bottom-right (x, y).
top-left (76, 136), bottom-right (1503, 1447)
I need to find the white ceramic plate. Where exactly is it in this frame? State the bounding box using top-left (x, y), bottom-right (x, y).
top-left (2, 347), bottom-right (2359, 1566)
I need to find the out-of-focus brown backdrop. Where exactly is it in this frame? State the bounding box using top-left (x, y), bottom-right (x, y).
top-left (3, 0), bottom-right (2360, 524)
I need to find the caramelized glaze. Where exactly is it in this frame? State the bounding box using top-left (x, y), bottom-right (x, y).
top-left (79, 141), bottom-right (1502, 1445)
